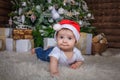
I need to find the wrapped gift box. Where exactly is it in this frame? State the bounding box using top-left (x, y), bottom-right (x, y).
top-left (13, 29), bottom-right (32, 35)
top-left (16, 39), bottom-right (32, 53)
top-left (13, 35), bottom-right (24, 40)
top-left (92, 33), bottom-right (108, 55)
top-left (24, 29), bottom-right (32, 34)
top-left (0, 28), bottom-right (12, 37)
top-left (13, 29), bottom-right (33, 39)
top-left (44, 38), bottom-right (56, 50)
top-left (0, 28), bottom-right (13, 50)
top-left (92, 43), bottom-right (108, 55)
top-left (6, 38), bottom-right (14, 51)
top-left (24, 35), bottom-right (33, 39)
top-left (5, 38), bottom-right (34, 52)
top-left (76, 32), bottom-right (93, 55)
top-left (13, 35), bottom-right (33, 40)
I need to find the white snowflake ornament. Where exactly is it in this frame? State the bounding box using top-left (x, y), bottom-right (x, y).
top-left (22, 2), bottom-right (26, 6)
top-left (58, 7), bottom-right (65, 14)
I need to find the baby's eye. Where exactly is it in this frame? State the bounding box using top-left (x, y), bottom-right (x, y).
top-left (60, 36), bottom-right (64, 39)
top-left (68, 37), bottom-right (72, 40)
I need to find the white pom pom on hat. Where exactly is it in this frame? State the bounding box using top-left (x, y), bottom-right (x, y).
top-left (53, 19), bottom-right (81, 42)
top-left (53, 24), bottom-right (62, 31)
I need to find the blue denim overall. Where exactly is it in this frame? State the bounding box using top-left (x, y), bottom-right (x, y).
top-left (35, 47), bottom-right (54, 62)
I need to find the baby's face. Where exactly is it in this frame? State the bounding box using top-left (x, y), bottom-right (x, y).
top-left (56, 29), bottom-right (76, 51)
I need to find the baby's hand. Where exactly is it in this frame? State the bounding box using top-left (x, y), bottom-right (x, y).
top-left (70, 61), bottom-right (83, 69)
top-left (31, 48), bottom-right (35, 55)
top-left (70, 63), bottom-right (78, 69)
top-left (51, 72), bottom-right (59, 77)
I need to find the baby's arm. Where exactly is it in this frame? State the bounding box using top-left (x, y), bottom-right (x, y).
top-left (49, 56), bottom-right (59, 77)
top-left (70, 61), bottom-right (83, 69)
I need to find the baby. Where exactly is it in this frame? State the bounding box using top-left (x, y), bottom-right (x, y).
top-left (32, 19), bottom-right (84, 77)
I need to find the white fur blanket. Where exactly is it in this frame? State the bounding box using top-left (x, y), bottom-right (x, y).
top-left (0, 48), bottom-right (120, 80)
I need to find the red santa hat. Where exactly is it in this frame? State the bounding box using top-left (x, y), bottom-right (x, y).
top-left (53, 19), bottom-right (80, 42)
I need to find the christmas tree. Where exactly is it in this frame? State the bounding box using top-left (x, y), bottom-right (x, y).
top-left (9, 0), bottom-right (95, 47)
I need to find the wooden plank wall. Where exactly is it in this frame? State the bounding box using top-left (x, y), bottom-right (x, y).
top-left (85, 0), bottom-right (120, 48)
top-left (0, 0), bottom-right (12, 27)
